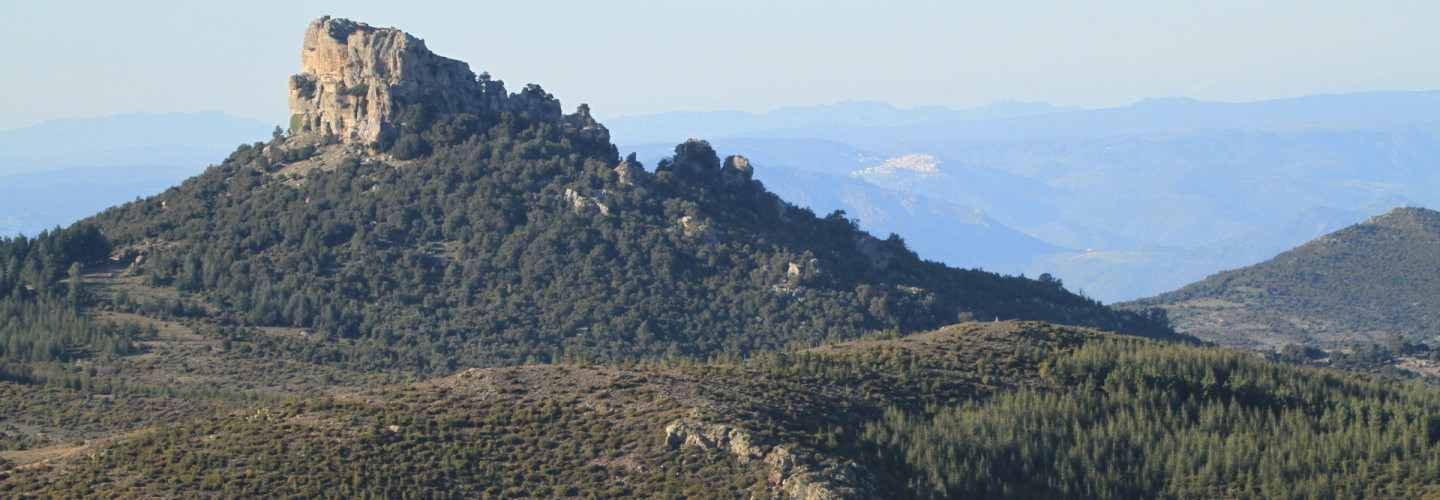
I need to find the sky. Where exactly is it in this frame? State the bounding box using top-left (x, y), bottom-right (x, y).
top-left (3, 1), bottom-right (1438, 132)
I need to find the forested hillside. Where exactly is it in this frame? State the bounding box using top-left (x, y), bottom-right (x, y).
top-left (0, 223), bottom-right (136, 374)
top-left (1128, 207), bottom-right (1440, 349)
top-left (49, 17), bottom-right (1173, 375)
top-left (79, 104), bottom-right (1171, 372)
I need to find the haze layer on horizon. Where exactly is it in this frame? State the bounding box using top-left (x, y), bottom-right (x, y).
top-left (3, 0), bottom-right (1438, 131)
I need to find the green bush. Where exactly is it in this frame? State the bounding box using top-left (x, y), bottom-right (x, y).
top-left (390, 134), bottom-right (430, 160)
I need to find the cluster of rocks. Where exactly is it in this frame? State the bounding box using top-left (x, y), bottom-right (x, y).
top-left (677, 216), bottom-right (725, 244)
top-left (614, 154), bottom-right (646, 186)
top-left (656, 139), bottom-right (754, 185)
top-left (663, 418), bottom-right (876, 500)
top-left (564, 188), bottom-right (611, 216)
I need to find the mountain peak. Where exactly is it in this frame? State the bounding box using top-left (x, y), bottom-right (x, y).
top-left (1361, 205), bottom-right (1433, 229)
top-left (287, 16), bottom-right (604, 148)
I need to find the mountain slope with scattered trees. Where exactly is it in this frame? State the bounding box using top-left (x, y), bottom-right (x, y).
top-left (1126, 207), bottom-right (1440, 349)
top-left (6, 322), bottom-right (1438, 498)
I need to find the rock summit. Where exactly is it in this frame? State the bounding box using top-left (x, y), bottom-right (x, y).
top-left (287, 16), bottom-right (603, 147)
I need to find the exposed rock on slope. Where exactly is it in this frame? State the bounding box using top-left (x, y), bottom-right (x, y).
top-left (665, 417), bottom-right (876, 499)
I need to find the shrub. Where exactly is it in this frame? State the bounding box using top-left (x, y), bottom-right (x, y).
top-left (391, 134), bottom-right (431, 160)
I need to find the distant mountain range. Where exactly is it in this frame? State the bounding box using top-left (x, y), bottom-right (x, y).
top-left (605, 99), bottom-right (1072, 145)
top-left (0, 112), bottom-right (273, 173)
top-left (1126, 207), bottom-right (1440, 349)
top-left (627, 140), bottom-right (1066, 274)
top-left (0, 112), bottom-right (272, 236)
top-left (668, 91), bottom-right (1440, 147)
top-left (615, 91), bottom-right (1440, 301)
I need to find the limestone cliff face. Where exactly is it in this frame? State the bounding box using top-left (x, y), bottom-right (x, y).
top-left (287, 16), bottom-right (605, 147)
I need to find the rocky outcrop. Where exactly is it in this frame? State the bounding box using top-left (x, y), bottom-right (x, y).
top-left (657, 139), bottom-right (722, 178)
top-left (721, 155), bottom-right (754, 184)
top-left (615, 153), bottom-right (646, 186)
top-left (664, 419), bottom-right (766, 460)
top-left (677, 216), bottom-right (724, 244)
top-left (615, 139), bottom-right (759, 192)
top-left (664, 418), bottom-right (876, 500)
top-left (564, 188), bottom-right (610, 215)
top-left (287, 16), bottom-right (605, 147)
top-left (853, 235), bottom-right (894, 270)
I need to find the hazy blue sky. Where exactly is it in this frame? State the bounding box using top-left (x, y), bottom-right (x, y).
top-left (3, 1), bottom-right (1437, 131)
